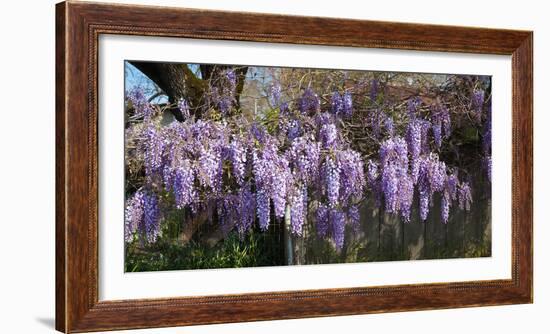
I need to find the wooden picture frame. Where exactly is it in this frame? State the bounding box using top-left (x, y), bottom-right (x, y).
top-left (56, 1), bottom-right (533, 332)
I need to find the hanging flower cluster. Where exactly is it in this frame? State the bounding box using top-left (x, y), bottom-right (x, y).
top-left (365, 96), bottom-right (475, 225)
top-left (125, 86), bottom-right (364, 248)
top-left (124, 73), bottom-right (488, 250)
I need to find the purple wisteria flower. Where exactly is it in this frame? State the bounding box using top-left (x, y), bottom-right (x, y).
top-left (420, 119), bottom-right (431, 155)
top-left (143, 191), bottom-right (161, 243)
top-left (271, 156), bottom-right (290, 219)
top-left (229, 136), bottom-right (247, 186)
top-left (255, 188), bottom-right (270, 231)
top-left (446, 171), bottom-right (459, 201)
top-left (279, 101), bottom-right (289, 114)
top-left (269, 82), bottom-right (282, 106)
top-left (406, 119), bottom-right (422, 183)
top-left (458, 182), bottom-right (473, 211)
top-left (217, 195), bottom-right (238, 228)
top-left (398, 174), bottom-right (414, 222)
top-left (172, 161), bottom-right (196, 209)
top-left (198, 145), bottom-right (222, 192)
top-left (320, 123), bottom-right (338, 149)
top-left (299, 88), bottom-right (321, 114)
top-left (208, 69), bottom-right (238, 115)
top-left (127, 88), bottom-right (154, 119)
top-left (125, 190), bottom-right (161, 244)
top-left (370, 79), bottom-right (379, 102)
top-left (331, 91), bottom-right (343, 115)
top-left (125, 190), bottom-right (144, 242)
top-left (366, 159), bottom-right (379, 186)
top-left (252, 136), bottom-right (291, 223)
top-left (430, 104), bottom-right (452, 149)
top-left (441, 192), bottom-right (450, 224)
top-left (237, 183), bottom-right (256, 236)
top-left (431, 110), bottom-right (442, 149)
top-left (417, 153), bottom-right (447, 221)
top-left (287, 119), bottom-right (302, 141)
top-left (316, 203), bottom-right (329, 238)
top-left (472, 89), bottom-right (485, 116)
top-left (342, 91), bottom-right (353, 117)
top-left (286, 137), bottom-right (321, 182)
top-left (144, 126), bottom-right (165, 178)
top-left (330, 209), bottom-right (346, 250)
top-left (323, 156), bottom-right (341, 208)
top-left (379, 136), bottom-right (410, 215)
top-left (348, 205), bottom-right (361, 232)
top-left (337, 149), bottom-right (366, 204)
top-left (316, 112), bottom-right (334, 127)
top-left (290, 184), bottom-right (308, 235)
top-left (225, 69), bottom-right (237, 93)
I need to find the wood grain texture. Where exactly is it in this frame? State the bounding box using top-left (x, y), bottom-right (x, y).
top-left (55, 2), bottom-right (67, 332)
top-left (55, 1), bottom-right (533, 332)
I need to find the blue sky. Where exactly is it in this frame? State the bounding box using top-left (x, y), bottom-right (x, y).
top-left (124, 61), bottom-right (273, 105)
top-left (124, 61), bottom-right (169, 104)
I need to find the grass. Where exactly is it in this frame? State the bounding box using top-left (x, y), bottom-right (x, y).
top-left (125, 230), bottom-right (284, 272)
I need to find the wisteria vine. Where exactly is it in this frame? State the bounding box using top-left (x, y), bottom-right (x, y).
top-left (125, 70), bottom-right (489, 251)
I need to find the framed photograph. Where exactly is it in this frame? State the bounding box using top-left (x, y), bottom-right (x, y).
top-left (56, 1), bottom-right (532, 332)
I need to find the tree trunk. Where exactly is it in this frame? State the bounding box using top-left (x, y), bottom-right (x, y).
top-left (178, 211), bottom-right (209, 245)
top-left (202, 221), bottom-right (236, 248)
top-left (130, 62), bottom-right (205, 120)
top-left (129, 61), bottom-right (247, 120)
